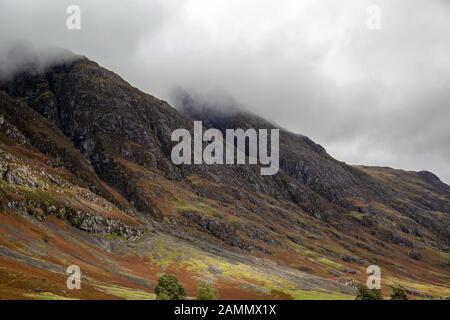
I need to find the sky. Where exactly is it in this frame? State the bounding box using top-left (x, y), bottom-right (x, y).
top-left (0, 0), bottom-right (449, 183)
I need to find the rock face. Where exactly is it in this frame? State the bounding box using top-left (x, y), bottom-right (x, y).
top-left (0, 55), bottom-right (449, 299)
top-left (179, 95), bottom-right (389, 207)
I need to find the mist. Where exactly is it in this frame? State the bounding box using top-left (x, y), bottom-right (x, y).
top-left (0, 0), bottom-right (449, 183)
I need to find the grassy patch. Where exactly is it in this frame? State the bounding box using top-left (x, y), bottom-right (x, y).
top-left (147, 238), bottom-right (185, 267)
top-left (316, 257), bottom-right (344, 270)
top-left (172, 196), bottom-right (217, 216)
top-left (142, 234), bottom-right (355, 300)
top-left (345, 212), bottom-right (366, 221)
top-left (94, 285), bottom-right (156, 300)
top-left (383, 276), bottom-right (450, 298)
top-left (23, 292), bottom-right (78, 300)
top-left (289, 289), bottom-right (353, 300)
top-left (102, 232), bottom-right (127, 241)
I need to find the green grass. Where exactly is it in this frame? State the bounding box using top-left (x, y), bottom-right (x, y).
top-left (94, 285), bottom-right (156, 300)
top-left (142, 234), bottom-right (356, 300)
top-left (23, 292), bottom-right (78, 300)
top-left (345, 211), bottom-right (366, 221)
top-left (289, 289), bottom-right (353, 300)
top-left (316, 257), bottom-right (344, 270)
top-left (102, 232), bottom-right (127, 241)
top-left (172, 196), bottom-right (217, 216)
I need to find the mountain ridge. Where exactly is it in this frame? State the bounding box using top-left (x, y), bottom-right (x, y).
top-left (0, 55), bottom-right (449, 299)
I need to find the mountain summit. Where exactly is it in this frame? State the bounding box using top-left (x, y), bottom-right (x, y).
top-left (0, 56), bottom-right (448, 299)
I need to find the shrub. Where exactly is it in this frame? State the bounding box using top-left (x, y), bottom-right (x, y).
top-left (196, 283), bottom-right (217, 300)
top-left (355, 284), bottom-right (383, 300)
top-left (390, 287), bottom-right (408, 300)
top-left (154, 274), bottom-right (186, 300)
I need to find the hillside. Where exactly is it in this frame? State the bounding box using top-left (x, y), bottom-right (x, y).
top-left (0, 56), bottom-right (449, 299)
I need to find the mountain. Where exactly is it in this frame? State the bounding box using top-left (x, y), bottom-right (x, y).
top-left (0, 55), bottom-right (449, 299)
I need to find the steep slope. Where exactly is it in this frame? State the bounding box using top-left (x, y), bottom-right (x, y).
top-left (178, 92), bottom-right (450, 249)
top-left (0, 56), bottom-right (449, 299)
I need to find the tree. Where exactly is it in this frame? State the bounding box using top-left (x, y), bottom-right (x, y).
top-left (196, 282), bottom-right (217, 300)
top-left (390, 287), bottom-right (408, 300)
top-left (355, 284), bottom-right (383, 300)
top-left (154, 274), bottom-right (186, 300)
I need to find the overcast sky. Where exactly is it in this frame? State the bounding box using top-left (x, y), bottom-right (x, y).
top-left (1, 0), bottom-right (449, 183)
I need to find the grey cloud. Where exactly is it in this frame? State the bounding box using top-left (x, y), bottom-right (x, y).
top-left (0, 0), bottom-right (449, 183)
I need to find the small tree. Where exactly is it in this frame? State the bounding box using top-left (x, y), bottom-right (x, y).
top-left (196, 282), bottom-right (217, 300)
top-left (355, 284), bottom-right (383, 300)
top-left (154, 274), bottom-right (186, 300)
top-left (155, 291), bottom-right (171, 300)
top-left (390, 287), bottom-right (408, 300)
